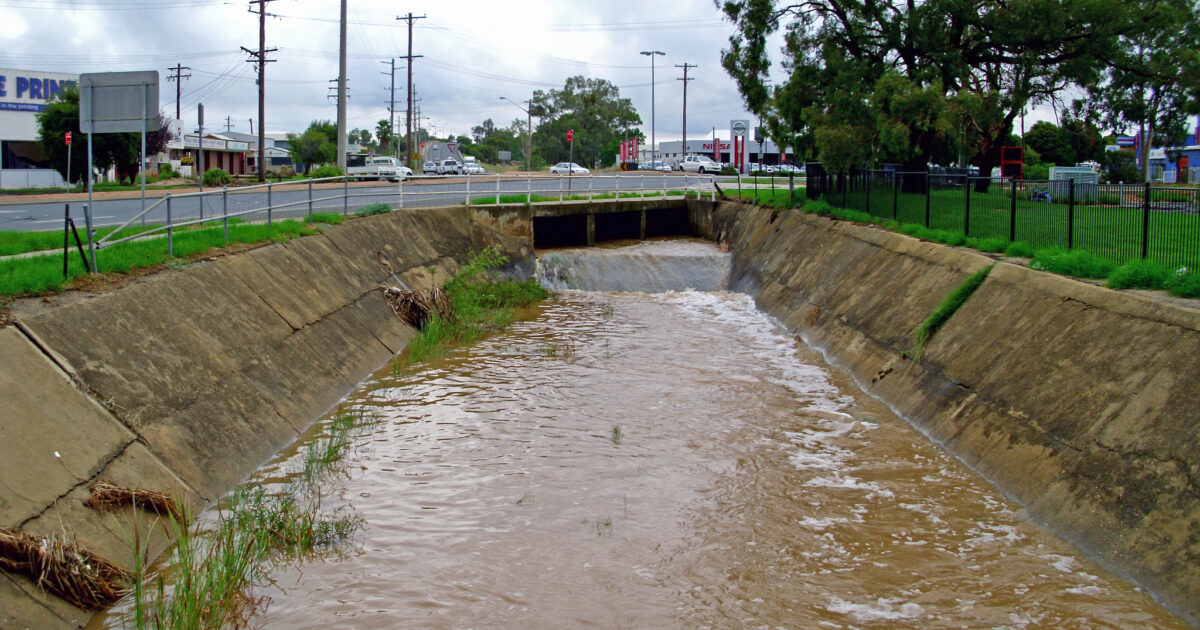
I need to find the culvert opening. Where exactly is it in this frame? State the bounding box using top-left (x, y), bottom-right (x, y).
top-left (645, 206), bottom-right (690, 238)
top-left (594, 211), bottom-right (642, 242)
top-left (534, 214), bottom-right (589, 249)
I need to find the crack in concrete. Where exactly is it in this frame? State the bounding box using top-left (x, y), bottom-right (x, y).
top-left (16, 438), bottom-right (137, 530)
top-left (1092, 440), bottom-right (1200, 500)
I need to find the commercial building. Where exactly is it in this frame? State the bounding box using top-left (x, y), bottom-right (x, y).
top-left (0, 68), bottom-right (78, 189)
top-left (652, 138), bottom-right (794, 170)
top-left (1147, 116), bottom-right (1200, 184)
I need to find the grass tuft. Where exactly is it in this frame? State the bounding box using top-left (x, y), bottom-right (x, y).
top-left (126, 408), bottom-right (371, 628)
top-left (1107, 259), bottom-right (1173, 290)
top-left (355, 202), bottom-right (391, 216)
top-left (911, 265), bottom-right (993, 364)
top-left (399, 247), bottom-right (549, 367)
top-left (1030, 248), bottom-right (1116, 279)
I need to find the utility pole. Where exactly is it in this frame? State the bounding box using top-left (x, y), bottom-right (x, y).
top-left (397, 12), bottom-right (426, 169)
top-left (640, 50), bottom-right (665, 162)
top-left (676, 63), bottom-right (696, 158)
top-left (244, 0), bottom-right (276, 182)
top-left (225, 115), bottom-right (234, 132)
top-left (336, 0), bottom-right (347, 172)
top-left (249, 118), bottom-right (254, 134)
top-left (166, 64), bottom-right (191, 120)
top-left (381, 58), bottom-right (399, 158)
top-left (327, 78), bottom-right (349, 102)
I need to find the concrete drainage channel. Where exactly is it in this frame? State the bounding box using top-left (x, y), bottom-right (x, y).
top-left (1, 198), bottom-right (1198, 626)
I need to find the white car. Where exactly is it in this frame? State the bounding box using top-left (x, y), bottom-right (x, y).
top-left (422, 160), bottom-right (438, 174)
top-left (550, 162), bottom-right (589, 175)
top-left (679, 154), bottom-right (722, 174)
top-left (463, 162), bottom-right (486, 174)
top-left (649, 160), bottom-right (672, 172)
top-left (437, 159), bottom-right (461, 175)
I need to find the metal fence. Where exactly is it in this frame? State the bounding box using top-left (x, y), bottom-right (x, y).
top-left (69, 172), bottom-right (714, 267)
top-left (806, 166), bottom-right (1200, 270)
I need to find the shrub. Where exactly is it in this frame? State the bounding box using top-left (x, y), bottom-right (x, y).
top-left (1167, 268), bottom-right (1200, 298)
top-left (801, 199), bottom-right (833, 214)
top-left (355, 202), bottom-right (391, 216)
top-left (1005, 241), bottom-right (1035, 258)
top-left (1030, 248), bottom-right (1115, 279)
top-left (202, 168), bottom-right (231, 187)
top-left (158, 163), bottom-right (180, 179)
top-left (969, 237), bottom-right (1009, 253)
top-left (1107, 259), bottom-right (1172, 290)
top-left (719, 165), bottom-right (738, 176)
top-left (309, 165), bottom-right (343, 179)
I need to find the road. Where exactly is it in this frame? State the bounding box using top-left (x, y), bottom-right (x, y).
top-left (0, 173), bottom-right (707, 232)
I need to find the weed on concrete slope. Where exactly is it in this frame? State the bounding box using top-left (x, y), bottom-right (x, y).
top-left (124, 408), bottom-right (370, 629)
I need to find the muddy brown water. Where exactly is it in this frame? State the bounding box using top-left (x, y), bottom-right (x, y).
top-left (110, 240), bottom-right (1188, 628)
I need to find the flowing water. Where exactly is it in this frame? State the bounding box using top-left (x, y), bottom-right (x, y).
top-left (152, 240), bottom-right (1192, 627)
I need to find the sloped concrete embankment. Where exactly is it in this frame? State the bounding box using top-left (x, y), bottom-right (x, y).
top-left (0, 207), bottom-right (532, 628)
top-left (708, 201), bottom-right (1200, 624)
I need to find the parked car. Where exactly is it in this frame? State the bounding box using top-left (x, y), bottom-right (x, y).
top-left (649, 160), bottom-right (672, 172)
top-left (679, 154), bottom-right (722, 174)
top-left (463, 162), bottom-right (486, 174)
top-left (550, 162), bottom-right (589, 175)
top-left (775, 164), bottom-right (802, 174)
top-left (437, 159), bottom-right (461, 175)
top-left (348, 156), bottom-right (411, 181)
top-left (422, 160), bottom-right (438, 174)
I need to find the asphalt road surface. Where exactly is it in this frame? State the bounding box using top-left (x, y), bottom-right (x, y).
top-left (0, 173), bottom-right (708, 233)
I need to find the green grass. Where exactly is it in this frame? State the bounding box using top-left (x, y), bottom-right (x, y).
top-left (1030, 248), bottom-right (1116, 279)
top-left (911, 265), bottom-right (994, 362)
top-left (309, 212), bottom-right (344, 225)
top-left (761, 192), bottom-right (1200, 301)
top-left (0, 220), bottom-right (320, 297)
top-left (129, 408), bottom-right (369, 628)
top-left (1107, 259), bottom-right (1174, 290)
top-left (398, 247), bottom-right (549, 367)
top-left (355, 202), bottom-right (391, 216)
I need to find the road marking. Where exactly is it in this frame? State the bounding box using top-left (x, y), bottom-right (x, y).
top-left (29, 215), bottom-right (116, 226)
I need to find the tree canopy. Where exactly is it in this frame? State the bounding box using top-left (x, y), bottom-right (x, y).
top-left (719, 0), bottom-right (1200, 183)
top-left (287, 120), bottom-right (337, 173)
top-left (36, 85), bottom-right (172, 184)
top-left (530, 76), bottom-right (642, 169)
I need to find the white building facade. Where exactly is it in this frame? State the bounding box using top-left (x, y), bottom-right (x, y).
top-left (0, 68), bottom-right (78, 189)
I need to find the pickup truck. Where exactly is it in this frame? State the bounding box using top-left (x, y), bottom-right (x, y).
top-left (348, 156), bottom-right (412, 181)
top-left (679, 155), bottom-right (723, 174)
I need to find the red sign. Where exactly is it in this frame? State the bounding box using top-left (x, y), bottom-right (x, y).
top-left (566, 129), bottom-right (574, 143)
top-left (65, 132), bottom-right (72, 146)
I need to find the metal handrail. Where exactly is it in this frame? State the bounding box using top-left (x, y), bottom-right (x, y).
top-left (78, 172), bottom-right (716, 260)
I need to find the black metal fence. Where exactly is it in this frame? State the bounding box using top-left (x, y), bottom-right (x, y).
top-left (805, 164), bottom-right (1200, 270)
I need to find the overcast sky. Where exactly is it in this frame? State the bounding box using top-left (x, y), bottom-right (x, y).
top-left (0, 0), bottom-right (800, 146)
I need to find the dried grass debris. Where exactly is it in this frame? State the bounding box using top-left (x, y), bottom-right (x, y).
top-left (84, 480), bottom-right (181, 520)
top-left (0, 527), bottom-right (131, 610)
top-left (381, 286), bottom-right (452, 328)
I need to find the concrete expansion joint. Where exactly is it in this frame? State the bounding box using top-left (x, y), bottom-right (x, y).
top-left (16, 437), bottom-right (138, 530)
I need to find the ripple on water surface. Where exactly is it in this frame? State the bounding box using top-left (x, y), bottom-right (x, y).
top-left (242, 276), bottom-right (1182, 628)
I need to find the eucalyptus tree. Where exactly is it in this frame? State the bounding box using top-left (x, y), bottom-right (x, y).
top-left (719, 0), bottom-right (1142, 188)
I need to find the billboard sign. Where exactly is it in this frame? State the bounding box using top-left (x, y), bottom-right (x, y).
top-left (80, 71), bottom-right (160, 133)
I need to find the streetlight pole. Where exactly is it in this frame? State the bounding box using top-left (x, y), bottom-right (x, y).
top-left (640, 50), bottom-right (665, 163)
top-left (500, 96), bottom-right (533, 172)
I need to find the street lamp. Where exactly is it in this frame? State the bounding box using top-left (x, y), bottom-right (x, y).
top-left (500, 96), bottom-right (533, 172)
top-left (640, 50), bottom-right (665, 163)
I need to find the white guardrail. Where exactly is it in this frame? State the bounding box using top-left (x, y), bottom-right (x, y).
top-left (79, 172), bottom-right (716, 260)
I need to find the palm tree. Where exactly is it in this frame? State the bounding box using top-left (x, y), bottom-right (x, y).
top-left (375, 119), bottom-right (393, 154)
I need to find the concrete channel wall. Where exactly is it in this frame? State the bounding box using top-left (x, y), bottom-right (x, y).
top-left (2, 196), bottom-right (1197, 625)
top-left (702, 201), bottom-right (1200, 624)
top-left (0, 206), bottom-right (533, 628)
